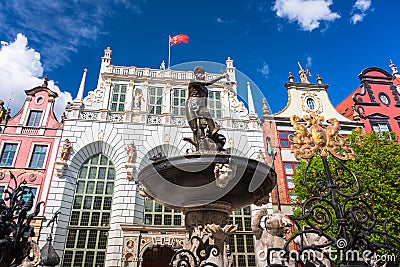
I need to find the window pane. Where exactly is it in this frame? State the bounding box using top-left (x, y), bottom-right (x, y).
top-left (85, 251), bottom-right (95, 266)
top-left (76, 181), bottom-right (85, 194)
top-left (87, 230), bottom-right (97, 249)
top-left (96, 181), bottom-right (104, 194)
top-left (27, 111), bottom-right (43, 127)
top-left (77, 230), bottom-right (87, 248)
top-left (66, 230), bottom-right (77, 248)
top-left (91, 212), bottom-right (100, 226)
top-left (80, 212), bottom-right (90, 226)
top-left (84, 196), bottom-right (92, 209)
top-left (105, 182), bottom-right (114, 194)
top-left (74, 251), bottom-right (84, 266)
top-left (0, 143), bottom-right (17, 166)
top-left (29, 145), bottom-right (47, 168)
top-left (70, 211), bottom-right (79, 225)
top-left (154, 214), bottom-right (162, 225)
top-left (93, 196), bottom-right (102, 210)
top-left (86, 181), bottom-right (95, 194)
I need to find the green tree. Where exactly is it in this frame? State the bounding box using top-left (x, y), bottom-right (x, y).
top-left (292, 129), bottom-right (400, 239)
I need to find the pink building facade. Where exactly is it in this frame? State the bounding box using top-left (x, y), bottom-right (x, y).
top-left (0, 78), bottom-right (64, 238)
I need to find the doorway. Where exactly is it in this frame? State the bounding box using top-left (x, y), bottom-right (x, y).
top-left (142, 246), bottom-right (174, 267)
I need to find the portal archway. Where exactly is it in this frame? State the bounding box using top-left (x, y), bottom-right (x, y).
top-left (141, 246), bottom-right (174, 267)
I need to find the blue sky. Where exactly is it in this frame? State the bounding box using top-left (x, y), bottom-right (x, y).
top-left (0, 0), bottom-right (397, 117)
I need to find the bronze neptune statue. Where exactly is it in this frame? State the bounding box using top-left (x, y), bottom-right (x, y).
top-left (184, 66), bottom-right (229, 151)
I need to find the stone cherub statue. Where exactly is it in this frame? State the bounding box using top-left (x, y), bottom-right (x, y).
top-left (60, 139), bottom-right (72, 161)
top-left (252, 208), bottom-right (293, 266)
top-left (183, 66), bottom-right (229, 152)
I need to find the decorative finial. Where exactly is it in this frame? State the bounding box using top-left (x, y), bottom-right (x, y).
top-left (288, 72), bottom-right (294, 82)
top-left (298, 62), bottom-right (310, 83)
top-left (351, 105), bottom-right (360, 121)
top-left (84, 68), bottom-right (87, 73)
top-left (316, 74), bottom-right (323, 84)
top-left (42, 74), bottom-right (49, 87)
top-left (389, 59), bottom-right (398, 75)
top-left (262, 98), bottom-right (269, 114)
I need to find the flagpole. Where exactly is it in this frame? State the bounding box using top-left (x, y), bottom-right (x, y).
top-left (168, 35), bottom-right (171, 69)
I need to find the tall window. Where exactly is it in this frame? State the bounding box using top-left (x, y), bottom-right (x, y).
top-left (21, 187), bottom-right (38, 212)
top-left (283, 162), bottom-right (299, 189)
top-left (144, 199), bottom-right (182, 226)
top-left (28, 145), bottom-right (48, 168)
top-left (0, 143), bottom-right (18, 167)
top-left (278, 131), bottom-right (294, 148)
top-left (208, 91), bottom-right (222, 118)
top-left (26, 111), bottom-right (43, 127)
top-left (149, 87), bottom-right (163, 114)
top-left (228, 207), bottom-right (255, 267)
top-left (284, 161), bottom-right (300, 200)
top-left (63, 154), bottom-right (115, 267)
top-left (110, 84), bottom-right (127, 112)
top-left (172, 88), bottom-right (186, 116)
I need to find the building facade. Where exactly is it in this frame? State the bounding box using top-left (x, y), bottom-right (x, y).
top-left (42, 47), bottom-right (274, 267)
top-left (265, 68), bottom-right (361, 214)
top-left (336, 60), bottom-right (400, 137)
top-left (0, 79), bottom-right (63, 238)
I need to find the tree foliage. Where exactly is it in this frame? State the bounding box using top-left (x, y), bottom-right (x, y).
top-left (292, 129), bottom-right (400, 239)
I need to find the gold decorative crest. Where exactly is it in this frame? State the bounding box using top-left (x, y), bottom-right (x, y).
top-left (289, 113), bottom-right (354, 160)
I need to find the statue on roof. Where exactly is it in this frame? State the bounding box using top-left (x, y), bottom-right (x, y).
top-left (389, 59), bottom-right (399, 75)
top-left (160, 60), bottom-right (166, 70)
top-left (298, 62), bottom-right (311, 84)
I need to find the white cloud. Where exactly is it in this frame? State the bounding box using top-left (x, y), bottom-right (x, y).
top-left (272, 0), bottom-right (340, 31)
top-left (0, 0), bottom-right (142, 69)
top-left (215, 17), bottom-right (236, 24)
top-left (0, 34), bottom-right (72, 120)
top-left (306, 56), bottom-right (312, 68)
top-left (257, 62), bottom-right (270, 79)
top-left (350, 0), bottom-right (372, 25)
top-left (354, 0), bottom-right (371, 12)
top-left (350, 13), bottom-right (364, 24)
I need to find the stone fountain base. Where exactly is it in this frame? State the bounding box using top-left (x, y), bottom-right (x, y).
top-left (138, 153), bottom-right (276, 267)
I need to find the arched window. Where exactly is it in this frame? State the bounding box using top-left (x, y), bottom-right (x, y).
top-left (62, 154), bottom-right (115, 267)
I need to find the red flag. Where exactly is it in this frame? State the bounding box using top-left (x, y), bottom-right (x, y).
top-left (170, 34), bottom-right (189, 46)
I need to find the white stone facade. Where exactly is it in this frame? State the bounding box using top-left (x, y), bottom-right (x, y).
top-left (41, 48), bottom-right (269, 266)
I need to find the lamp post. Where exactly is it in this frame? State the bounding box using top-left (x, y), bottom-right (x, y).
top-left (136, 233), bottom-right (142, 267)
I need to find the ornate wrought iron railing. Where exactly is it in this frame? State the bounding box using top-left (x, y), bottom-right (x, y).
top-left (266, 113), bottom-right (400, 267)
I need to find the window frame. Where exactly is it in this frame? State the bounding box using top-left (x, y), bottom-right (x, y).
top-left (278, 130), bottom-right (294, 148)
top-left (283, 161), bottom-right (300, 190)
top-left (172, 87), bottom-right (187, 116)
top-left (27, 143), bottom-right (50, 169)
top-left (20, 185), bottom-right (40, 212)
top-left (25, 110), bottom-right (44, 127)
top-left (149, 87), bottom-right (164, 115)
top-left (208, 90), bottom-right (222, 119)
top-left (370, 120), bottom-right (391, 132)
top-left (109, 84), bottom-right (127, 112)
top-left (0, 141), bottom-right (20, 167)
